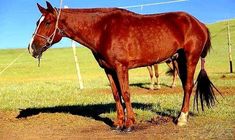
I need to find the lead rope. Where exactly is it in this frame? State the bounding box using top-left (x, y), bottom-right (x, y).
top-left (38, 0), bottom-right (63, 67)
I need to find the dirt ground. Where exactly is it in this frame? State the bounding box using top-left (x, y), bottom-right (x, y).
top-left (0, 87), bottom-right (234, 140)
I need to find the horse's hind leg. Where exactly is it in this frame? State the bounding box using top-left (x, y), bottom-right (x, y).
top-left (171, 61), bottom-right (178, 88)
top-left (153, 64), bottom-right (161, 89)
top-left (176, 49), bottom-right (200, 126)
top-left (147, 65), bottom-right (155, 90)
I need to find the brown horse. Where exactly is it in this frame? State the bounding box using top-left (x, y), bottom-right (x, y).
top-left (28, 1), bottom-right (220, 132)
top-left (147, 57), bottom-right (178, 90)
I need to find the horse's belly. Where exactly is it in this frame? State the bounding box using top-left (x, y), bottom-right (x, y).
top-left (127, 42), bottom-right (178, 69)
top-left (128, 52), bottom-right (176, 69)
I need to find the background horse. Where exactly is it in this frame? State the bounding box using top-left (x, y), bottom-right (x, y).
top-left (28, 1), bottom-right (219, 132)
top-left (147, 56), bottom-right (178, 90)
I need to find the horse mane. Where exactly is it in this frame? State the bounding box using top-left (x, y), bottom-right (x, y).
top-left (59, 7), bottom-right (138, 16)
top-left (58, 7), bottom-right (184, 21)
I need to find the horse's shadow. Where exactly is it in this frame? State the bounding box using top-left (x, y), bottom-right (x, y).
top-left (17, 103), bottom-right (154, 127)
top-left (130, 82), bottom-right (172, 89)
top-left (16, 103), bottom-right (193, 127)
top-left (129, 82), bottom-right (150, 89)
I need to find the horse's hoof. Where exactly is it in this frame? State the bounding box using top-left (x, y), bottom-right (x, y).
top-left (149, 85), bottom-right (154, 90)
top-left (111, 125), bottom-right (123, 132)
top-left (156, 85), bottom-right (161, 90)
top-left (177, 120), bottom-right (187, 126)
top-left (171, 84), bottom-right (176, 88)
top-left (176, 112), bottom-right (188, 126)
top-left (123, 126), bottom-right (134, 133)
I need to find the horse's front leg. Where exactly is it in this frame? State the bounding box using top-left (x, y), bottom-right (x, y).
top-left (116, 64), bottom-right (135, 132)
top-left (104, 69), bottom-right (125, 131)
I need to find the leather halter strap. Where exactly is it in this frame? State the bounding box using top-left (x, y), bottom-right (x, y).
top-left (33, 8), bottom-right (63, 48)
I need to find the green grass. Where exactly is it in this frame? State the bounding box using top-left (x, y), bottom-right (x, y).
top-left (0, 19), bottom-right (235, 124)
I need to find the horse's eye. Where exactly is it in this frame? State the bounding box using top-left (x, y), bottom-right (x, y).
top-left (45, 21), bottom-right (50, 27)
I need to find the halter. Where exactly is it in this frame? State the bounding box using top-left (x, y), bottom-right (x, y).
top-left (33, 8), bottom-right (63, 48)
top-left (32, 8), bottom-right (62, 67)
top-left (32, 0), bottom-right (64, 49)
top-left (32, 0), bottom-right (64, 67)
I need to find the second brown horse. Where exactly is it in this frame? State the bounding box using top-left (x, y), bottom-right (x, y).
top-left (147, 56), bottom-right (178, 90)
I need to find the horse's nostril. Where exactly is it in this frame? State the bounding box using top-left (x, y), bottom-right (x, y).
top-left (28, 43), bottom-right (38, 58)
top-left (32, 53), bottom-right (37, 58)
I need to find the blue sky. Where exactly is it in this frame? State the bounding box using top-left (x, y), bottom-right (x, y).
top-left (0, 0), bottom-right (234, 49)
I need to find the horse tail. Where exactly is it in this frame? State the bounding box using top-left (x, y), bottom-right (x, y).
top-left (201, 28), bottom-right (211, 58)
top-left (194, 28), bottom-right (222, 111)
top-left (165, 54), bottom-right (178, 76)
top-left (165, 59), bottom-right (174, 76)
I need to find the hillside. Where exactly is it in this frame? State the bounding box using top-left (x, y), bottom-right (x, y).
top-left (206, 19), bottom-right (235, 73)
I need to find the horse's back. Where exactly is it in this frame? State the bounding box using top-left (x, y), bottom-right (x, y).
top-left (98, 9), bottom-right (208, 68)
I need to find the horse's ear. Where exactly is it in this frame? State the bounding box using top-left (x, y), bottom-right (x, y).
top-left (46, 1), bottom-right (54, 13)
top-left (37, 3), bottom-right (47, 14)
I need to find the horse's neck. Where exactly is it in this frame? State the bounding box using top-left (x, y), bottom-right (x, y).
top-left (60, 9), bottom-right (112, 52)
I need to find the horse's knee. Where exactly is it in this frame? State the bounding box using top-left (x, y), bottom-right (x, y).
top-left (149, 70), bottom-right (154, 78)
top-left (122, 92), bottom-right (130, 102)
top-left (155, 72), bottom-right (159, 78)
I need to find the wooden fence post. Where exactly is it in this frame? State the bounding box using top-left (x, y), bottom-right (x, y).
top-left (227, 21), bottom-right (233, 73)
top-left (72, 41), bottom-right (84, 89)
top-left (64, 5), bottom-right (84, 89)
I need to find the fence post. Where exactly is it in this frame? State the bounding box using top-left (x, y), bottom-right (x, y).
top-left (227, 21), bottom-right (233, 73)
top-left (72, 41), bottom-right (84, 89)
top-left (64, 5), bottom-right (84, 89)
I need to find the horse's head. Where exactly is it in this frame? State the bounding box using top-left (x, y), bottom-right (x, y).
top-left (28, 1), bottom-right (63, 58)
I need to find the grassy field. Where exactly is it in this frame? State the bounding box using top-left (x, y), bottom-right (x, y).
top-left (0, 20), bottom-right (235, 139)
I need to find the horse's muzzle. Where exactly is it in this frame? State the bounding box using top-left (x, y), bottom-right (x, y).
top-left (28, 44), bottom-right (41, 58)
